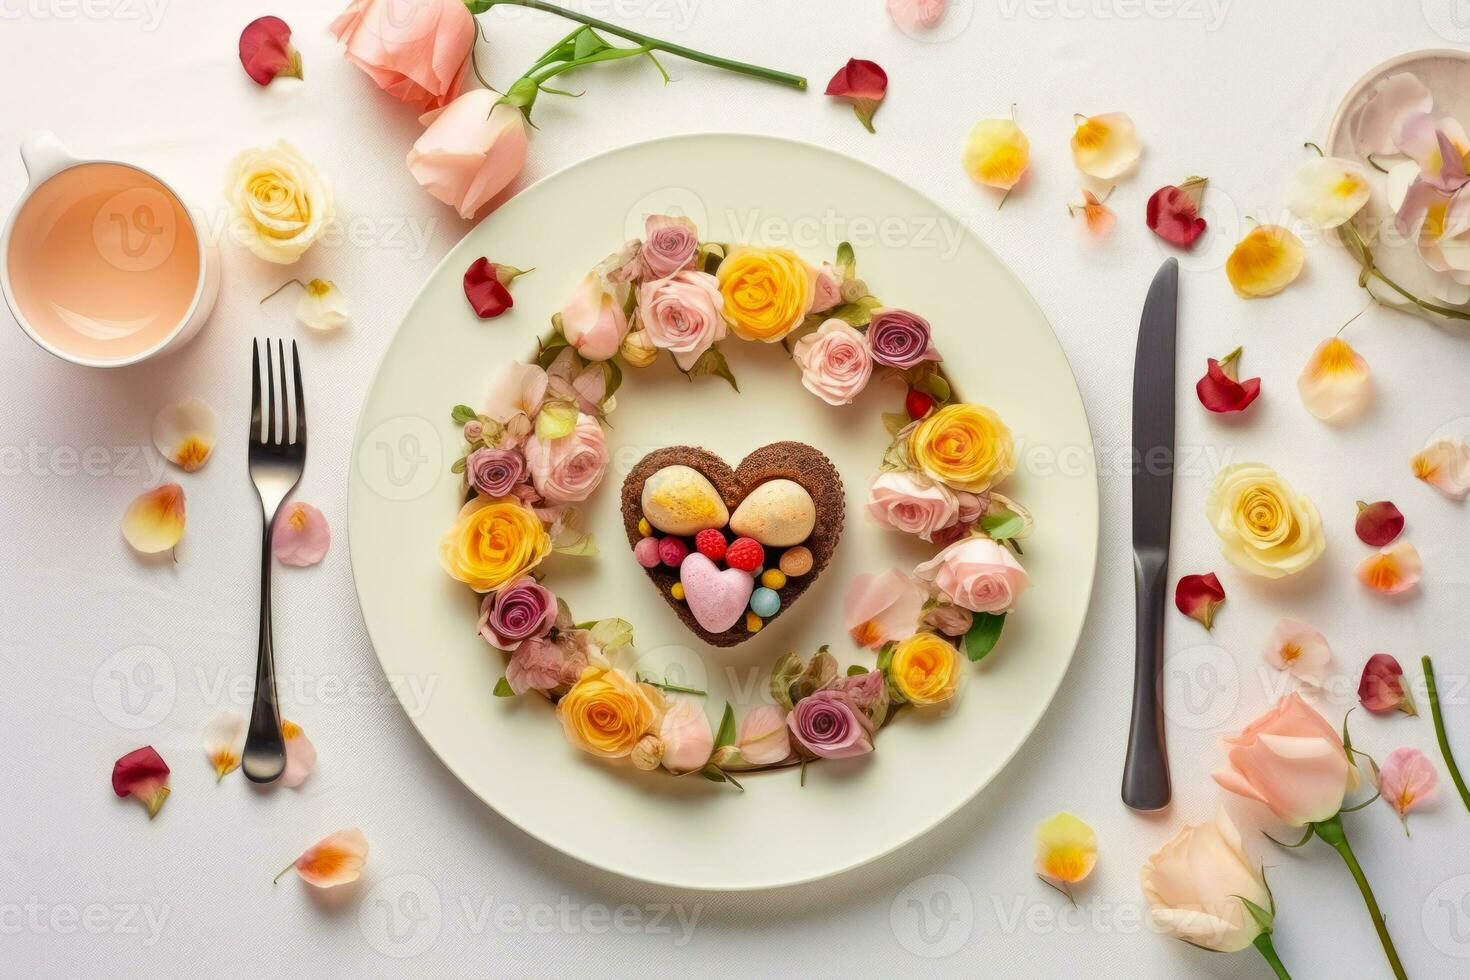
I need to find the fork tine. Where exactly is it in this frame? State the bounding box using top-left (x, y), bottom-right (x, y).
top-left (265, 339), bottom-right (277, 444)
top-left (276, 339), bottom-right (288, 446)
top-left (291, 340), bottom-right (306, 446)
top-left (250, 338), bottom-right (262, 444)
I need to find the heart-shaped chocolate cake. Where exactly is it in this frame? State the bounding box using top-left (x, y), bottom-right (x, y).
top-left (621, 443), bottom-right (845, 647)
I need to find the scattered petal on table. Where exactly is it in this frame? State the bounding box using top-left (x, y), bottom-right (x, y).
top-left (1146, 177), bottom-right (1208, 249)
top-left (962, 117), bottom-right (1030, 192)
top-left (296, 279), bottom-right (349, 331)
top-left (1285, 157), bottom-right (1371, 229)
top-left (1174, 573), bottom-right (1225, 630)
top-left (1356, 540), bottom-right (1422, 595)
top-left (1355, 500), bottom-right (1405, 547)
top-left (1297, 337), bottom-right (1371, 423)
top-left (276, 828), bottom-right (367, 888)
top-left (1226, 225), bottom-right (1304, 298)
top-left (1263, 619), bottom-right (1332, 686)
top-left (825, 59), bottom-right (888, 134)
top-left (122, 484), bottom-right (186, 554)
top-left (203, 710), bottom-right (247, 782)
top-left (112, 746), bottom-right (170, 818)
top-left (463, 257), bottom-right (532, 319)
top-left (238, 15), bottom-right (301, 87)
top-left (1068, 188), bottom-right (1116, 240)
top-left (272, 502), bottom-right (330, 566)
top-left (1034, 812), bottom-right (1097, 892)
top-left (1411, 437), bottom-right (1470, 498)
top-left (152, 398), bottom-right (216, 472)
top-left (1070, 112), bottom-right (1141, 180)
top-left (1358, 653), bottom-right (1416, 715)
top-left (280, 719), bottom-right (317, 789)
top-left (1196, 348), bottom-right (1260, 414)
top-left (1378, 747), bottom-right (1437, 832)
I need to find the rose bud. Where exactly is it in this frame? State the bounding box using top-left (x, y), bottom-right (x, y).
top-left (825, 59), bottom-right (888, 134)
top-left (1355, 500), bottom-right (1405, 547)
top-left (1175, 573), bottom-right (1225, 629)
top-left (1196, 348), bottom-right (1260, 414)
top-left (1147, 176), bottom-right (1208, 248)
top-left (408, 90), bottom-right (529, 219)
top-left (112, 746), bottom-right (171, 818)
top-left (463, 257), bottom-right (532, 319)
top-left (1358, 653), bottom-right (1416, 715)
top-left (239, 16), bottom-right (302, 87)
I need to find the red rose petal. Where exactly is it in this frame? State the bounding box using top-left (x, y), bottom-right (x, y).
top-left (1358, 653), bottom-right (1416, 715)
top-left (1355, 500), bottom-right (1405, 547)
top-left (1146, 183), bottom-right (1207, 249)
top-left (1196, 357), bottom-right (1261, 414)
top-left (239, 16), bottom-right (301, 87)
top-left (464, 256), bottom-right (515, 319)
top-left (825, 59), bottom-right (887, 133)
top-left (112, 746), bottom-right (171, 818)
top-left (1174, 573), bottom-right (1225, 629)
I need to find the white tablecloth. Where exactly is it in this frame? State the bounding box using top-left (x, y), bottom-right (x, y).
top-left (5, 1), bottom-right (1470, 976)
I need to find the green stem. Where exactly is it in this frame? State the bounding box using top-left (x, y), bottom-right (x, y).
top-left (1310, 814), bottom-right (1406, 980)
top-left (1424, 655), bottom-right (1470, 813)
top-left (1340, 223), bottom-right (1470, 320)
top-left (478, 0), bottom-right (806, 89)
top-left (1252, 932), bottom-right (1293, 980)
top-left (530, 45), bottom-right (652, 86)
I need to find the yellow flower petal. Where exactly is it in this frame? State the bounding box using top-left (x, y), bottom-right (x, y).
top-left (1034, 812), bottom-right (1097, 885)
top-left (1412, 437), bottom-right (1470, 498)
top-left (278, 828), bottom-right (368, 888)
top-left (1226, 225), bottom-right (1305, 298)
top-left (295, 279), bottom-right (349, 331)
top-left (202, 709), bottom-right (247, 782)
top-left (151, 398), bottom-right (217, 472)
top-left (1297, 337), bottom-right (1371, 423)
top-left (1285, 157), bottom-right (1371, 229)
top-left (963, 118), bottom-right (1030, 190)
top-left (122, 484), bottom-right (186, 554)
top-left (1356, 540), bottom-right (1422, 595)
top-left (1071, 112), bottom-right (1141, 179)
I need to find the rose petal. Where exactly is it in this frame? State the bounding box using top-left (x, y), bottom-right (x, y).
top-left (1146, 178), bottom-right (1208, 248)
top-left (962, 117), bottom-right (1030, 192)
top-left (1069, 188), bottom-right (1116, 240)
top-left (112, 746), bottom-right (170, 818)
top-left (1226, 225), bottom-right (1304, 298)
top-left (295, 279), bottom-right (348, 331)
top-left (1412, 437), bottom-right (1470, 498)
top-left (1356, 540), bottom-right (1423, 595)
top-left (279, 828), bottom-right (367, 888)
top-left (1196, 351), bottom-right (1261, 414)
top-left (843, 569), bottom-right (926, 648)
top-left (1358, 653), bottom-right (1416, 715)
top-left (1071, 112), bottom-right (1142, 179)
top-left (1034, 812), bottom-right (1097, 885)
top-left (1174, 573), bottom-right (1225, 629)
top-left (280, 719), bottom-right (317, 789)
top-left (122, 484), bottom-right (186, 554)
top-left (464, 256), bottom-right (515, 318)
top-left (1297, 337), bottom-right (1371, 423)
top-left (1263, 619), bottom-right (1332, 686)
top-left (152, 398), bottom-right (217, 472)
top-left (1378, 747), bottom-right (1437, 827)
top-left (1353, 72), bottom-right (1432, 155)
top-left (1355, 500), bottom-right (1405, 547)
top-left (239, 15), bottom-right (301, 87)
top-left (203, 710), bottom-right (247, 782)
top-left (272, 502), bottom-right (330, 567)
top-left (1285, 157), bottom-right (1371, 229)
top-left (825, 59), bottom-right (887, 133)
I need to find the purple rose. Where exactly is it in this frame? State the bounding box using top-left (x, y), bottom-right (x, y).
top-left (639, 214), bottom-right (699, 279)
top-left (466, 447), bottom-right (525, 497)
top-left (867, 308), bottom-right (940, 369)
top-left (478, 578), bottom-right (556, 650)
top-left (787, 689), bottom-right (875, 759)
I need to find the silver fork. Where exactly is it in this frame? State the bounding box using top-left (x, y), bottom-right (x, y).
top-left (243, 338), bottom-right (306, 783)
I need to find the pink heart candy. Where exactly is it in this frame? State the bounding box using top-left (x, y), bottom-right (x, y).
top-left (679, 553), bottom-right (754, 634)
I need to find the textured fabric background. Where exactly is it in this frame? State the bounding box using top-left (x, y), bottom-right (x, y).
top-left (3, 1), bottom-right (1470, 976)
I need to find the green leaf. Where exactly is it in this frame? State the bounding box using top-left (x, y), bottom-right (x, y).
top-left (913, 371), bottom-right (951, 403)
top-left (493, 676), bottom-right (515, 698)
top-left (846, 664), bottom-right (868, 676)
top-left (713, 702), bottom-right (737, 749)
top-left (552, 531), bottom-right (598, 557)
top-left (538, 324), bottom-right (571, 367)
top-left (836, 241), bottom-right (856, 280)
top-left (769, 652), bottom-right (802, 710)
top-left (827, 296), bottom-right (882, 328)
top-left (684, 346), bottom-right (740, 392)
top-left (450, 456), bottom-right (467, 475)
top-left (881, 412), bottom-right (910, 437)
top-left (1237, 896), bottom-right (1275, 935)
top-left (875, 641), bottom-right (896, 672)
top-left (791, 650), bottom-right (838, 702)
top-left (701, 764), bottom-right (727, 784)
top-left (535, 400), bottom-right (578, 440)
top-left (981, 507), bottom-right (1026, 541)
top-left (601, 357), bottom-right (624, 402)
top-left (589, 617), bottom-right (634, 651)
top-left (963, 613), bottom-right (1006, 662)
top-left (451, 404), bottom-right (477, 424)
top-left (572, 28), bottom-right (608, 59)
top-left (464, 0), bottom-right (493, 12)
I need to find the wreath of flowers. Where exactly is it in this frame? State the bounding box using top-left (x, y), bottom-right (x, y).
top-left (440, 215), bottom-right (1035, 787)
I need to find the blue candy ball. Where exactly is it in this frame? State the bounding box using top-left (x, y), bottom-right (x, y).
top-left (750, 587), bottom-right (780, 617)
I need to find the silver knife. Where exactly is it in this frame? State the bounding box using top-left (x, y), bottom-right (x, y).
top-left (1122, 257), bottom-right (1177, 812)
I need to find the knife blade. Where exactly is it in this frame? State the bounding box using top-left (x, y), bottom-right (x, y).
top-left (1122, 257), bottom-right (1178, 812)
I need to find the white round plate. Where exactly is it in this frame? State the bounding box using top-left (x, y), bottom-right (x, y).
top-left (348, 134), bottom-right (1098, 890)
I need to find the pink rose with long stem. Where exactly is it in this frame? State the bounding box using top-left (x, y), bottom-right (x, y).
top-left (637, 270), bottom-right (727, 370)
top-left (331, 0), bottom-right (475, 112)
top-left (408, 91), bottom-right (528, 219)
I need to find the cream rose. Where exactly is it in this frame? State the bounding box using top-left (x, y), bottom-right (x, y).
top-left (225, 140), bottom-right (333, 264)
top-left (1206, 462), bottom-right (1324, 578)
top-left (1141, 810), bottom-right (1272, 953)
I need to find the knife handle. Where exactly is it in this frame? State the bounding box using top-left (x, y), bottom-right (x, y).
top-left (1122, 550), bottom-right (1172, 811)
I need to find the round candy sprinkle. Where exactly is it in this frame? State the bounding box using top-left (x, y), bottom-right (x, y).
top-left (745, 611), bottom-right (763, 633)
top-left (761, 569), bottom-right (787, 590)
top-left (658, 536), bottom-right (689, 567)
top-left (633, 536), bottom-right (661, 568)
top-left (670, 582), bottom-right (685, 601)
top-left (778, 546), bottom-right (813, 577)
top-left (750, 587), bottom-right (780, 617)
top-left (725, 537), bottom-right (764, 572)
top-left (695, 528), bottom-right (727, 562)
top-left (637, 517), bottom-right (653, 537)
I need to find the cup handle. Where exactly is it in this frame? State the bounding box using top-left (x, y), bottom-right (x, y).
top-left (19, 131), bottom-right (78, 184)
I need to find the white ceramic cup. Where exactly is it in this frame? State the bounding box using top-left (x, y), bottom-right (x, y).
top-left (1, 131), bottom-right (220, 368)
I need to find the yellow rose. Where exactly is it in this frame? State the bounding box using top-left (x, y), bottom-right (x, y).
top-left (909, 403), bottom-right (1016, 493)
top-left (1206, 463), bottom-right (1324, 578)
top-left (717, 246), bottom-right (813, 342)
top-left (557, 664), bottom-right (665, 759)
top-left (438, 495), bottom-right (550, 593)
top-left (890, 632), bottom-right (963, 705)
top-left (224, 140), bottom-right (333, 264)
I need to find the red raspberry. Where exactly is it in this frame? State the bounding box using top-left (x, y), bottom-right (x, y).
top-left (725, 537), bottom-right (764, 572)
top-left (905, 388), bottom-right (935, 420)
top-left (695, 528), bottom-right (727, 562)
top-left (657, 536), bottom-right (689, 567)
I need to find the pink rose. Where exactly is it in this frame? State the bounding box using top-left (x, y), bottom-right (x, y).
top-left (637, 270), bottom-right (727, 370)
top-left (659, 697), bottom-right (714, 774)
top-left (1212, 693), bottom-right (1351, 826)
top-left (866, 470), bottom-right (959, 540)
top-left (559, 271), bottom-right (629, 361)
top-left (924, 604), bottom-right (973, 637)
top-left (407, 91), bottom-right (527, 219)
top-left (523, 413), bottom-right (609, 504)
top-left (809, 262), bottom-right (842, 314)
top-left (913, 536), bottom-right (1030, 613)
top-left (331, 0), bottom-right (474, 112)
top-left (788, 689), bottom-right (874, 760)
top-left (886, 0), bottom-right (947, 31)
top-left (792, 319), bottom-right (873, 406)
top-left (504, 635), bottom-right (564, 695)
top-left (844, 568), bottom-right (926, 648)
top-left (640, 214), bottom-right (699, 279)
top-left (736, 705), bottom-right (791, 765)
